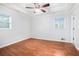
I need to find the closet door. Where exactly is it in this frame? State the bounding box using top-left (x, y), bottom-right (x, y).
top-left (73, 15), bottom-right (79, 48)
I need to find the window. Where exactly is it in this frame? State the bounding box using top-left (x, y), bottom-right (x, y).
top-left (0, 15), bottom-right (11, 29)
top-left (55, 16), bottom-right (64, 29)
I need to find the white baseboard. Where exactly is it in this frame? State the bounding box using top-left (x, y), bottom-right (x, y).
top-left (31, 37), bottom-right (72, 43)
top-left (0, 36), bottom-right (30, 48)
top-left (75, 46), bottom-right (79, 50)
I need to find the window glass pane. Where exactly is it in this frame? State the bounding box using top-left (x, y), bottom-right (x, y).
top-left (0, 15), bottom-right (10, 28)
top-left (0, 22), bottom-right (9, 28)
top-left (55, 16), bottom-right (64, 29)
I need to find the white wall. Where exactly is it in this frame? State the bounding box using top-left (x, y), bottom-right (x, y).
top-left (0, 5), bottom-right (31, 48)
top-left (31, 12), bottom-right (72, 42)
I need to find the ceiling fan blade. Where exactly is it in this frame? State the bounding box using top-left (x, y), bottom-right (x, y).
top-left (25, 7), bottom-right (34, 9)
top-left (42, 3), bottom-right (50, 7)
top-left (41, 9), bottom-right (46, 12)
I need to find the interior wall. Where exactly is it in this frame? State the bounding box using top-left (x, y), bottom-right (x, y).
top-left (0, 5), bottom-right (31, 48)
top-left (31, 12), bottom-right (72, 42)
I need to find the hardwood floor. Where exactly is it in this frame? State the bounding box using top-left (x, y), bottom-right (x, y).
top-left (0, 38), bottom-right (79, 56)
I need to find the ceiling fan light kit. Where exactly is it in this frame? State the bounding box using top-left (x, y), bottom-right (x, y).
top-left (33, 9), bottom-right (44, 15)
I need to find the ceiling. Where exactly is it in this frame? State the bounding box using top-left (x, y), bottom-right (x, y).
top-left (0, 3), bottom-right (74, 15)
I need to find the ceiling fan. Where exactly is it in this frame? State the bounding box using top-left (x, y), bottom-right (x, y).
top-left (25, 3), bottom-right (50, 14)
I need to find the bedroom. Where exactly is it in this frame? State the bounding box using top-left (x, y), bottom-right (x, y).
top-left (0, 3), bottom-right (79, 56)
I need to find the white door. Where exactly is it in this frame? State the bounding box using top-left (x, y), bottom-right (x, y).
top-left (73, 15), bottom-right (79, 49)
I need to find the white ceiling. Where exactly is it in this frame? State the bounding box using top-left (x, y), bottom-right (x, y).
top-left (0, 3), bottom-right (74, 15)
